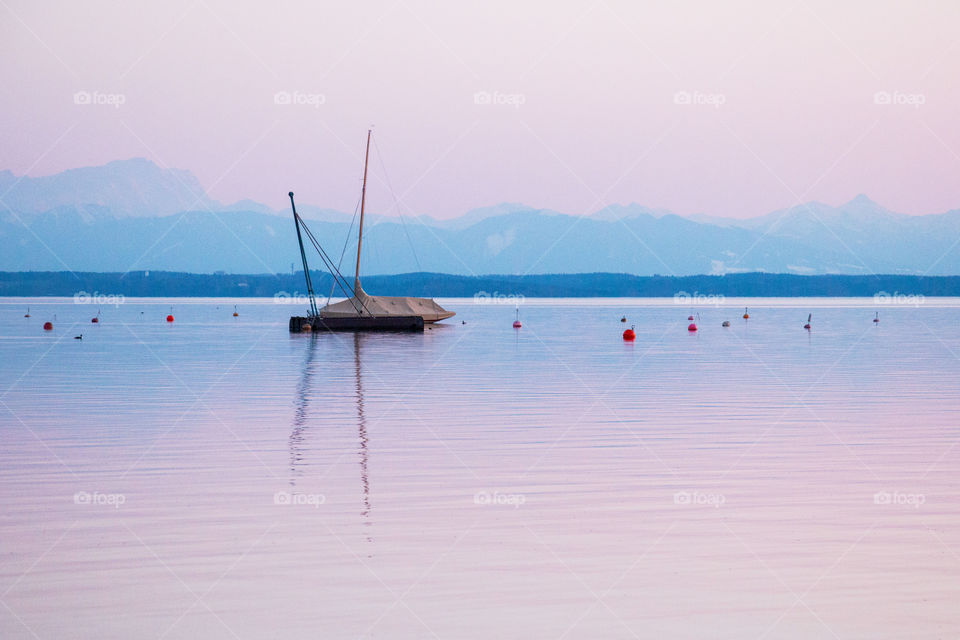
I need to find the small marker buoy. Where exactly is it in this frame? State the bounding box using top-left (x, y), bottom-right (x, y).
top-left (688, 315), bottom-right (694, 321)
top-left (461, 320), bottom-right (466, 324)
top-left (803, 313), bottom-right (812, 330)
top-left (233, 305), bottom-right (239, 317)
top-left (688, 323), bottom-right (698, 332)
top-left (513, 305), bottom-right (522, 329)
top-left (166, 315), bottom-right (175, 322)
top-left (743, 307), bottom-right (750, 319)
top-left (623, 326), bottom-right (636, 341)
top-left (620, 316), bottom-right (627, 323)
top-left (722, 320), bottom-right (730, 327)
top-left (24, 307), bottom-right (30, 318)
top-left (43, 322), bottom-right (53, 331)
top-left (91, 317), bottom-right (99, 323)
top-left (873, 312), bottom-right (879, 324)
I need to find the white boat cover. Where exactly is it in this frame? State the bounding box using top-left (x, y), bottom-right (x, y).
top-left (320, 279), bottom-right (455, 323)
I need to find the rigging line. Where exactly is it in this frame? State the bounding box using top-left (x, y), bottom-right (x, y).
top-left (298, 216), bottom-right (373, 317)
top-left (328, 194), bottom-right (363, 305)
top-left (372, 136), bottom-right (423, 272)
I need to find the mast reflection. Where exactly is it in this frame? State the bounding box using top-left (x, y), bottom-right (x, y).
top-left (290, 332), bottom-right (372, 539)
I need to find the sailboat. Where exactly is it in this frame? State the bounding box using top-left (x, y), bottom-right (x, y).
top-left (288, 129), bottom-right (455, 332)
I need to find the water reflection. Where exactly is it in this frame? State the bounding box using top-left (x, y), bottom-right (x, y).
top-left (290, 333), bottom-right (372, 539)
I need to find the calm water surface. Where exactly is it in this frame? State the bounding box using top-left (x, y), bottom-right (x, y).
top-left (1, 297), bottom-right (959, 639)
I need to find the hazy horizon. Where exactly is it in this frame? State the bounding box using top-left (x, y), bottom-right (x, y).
top-left (3, 0), bottom-right (960, 220)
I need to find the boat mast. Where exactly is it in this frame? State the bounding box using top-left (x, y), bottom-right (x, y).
top-left (355, 129), bottom-right (372, 289)
top-left (289, 191), bottom-right (319, 317)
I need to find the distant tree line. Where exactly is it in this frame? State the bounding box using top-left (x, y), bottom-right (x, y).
top-left (1, 270), bottom-right (958, 298)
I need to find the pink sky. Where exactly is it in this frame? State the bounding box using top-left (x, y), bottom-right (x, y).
top-left (2, 0), bottom-right (960, 219)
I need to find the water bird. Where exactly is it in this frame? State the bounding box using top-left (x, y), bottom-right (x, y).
top-left (620, 316), bottom-right (627, 323)
top-left (804, 313), bottom-right (812, 330)
top-left (722, 320), bottom-right (730, 327)
top-left (74, 334), bottom-right (82, 340)
top-left (743, 307), bottom-right (750, 319)
top-left (873, 312), bottom-right (879, 324)
top-left (623, 325), bottom-right (636, 341)
top-left (513, 305), bottom-right (522, 329)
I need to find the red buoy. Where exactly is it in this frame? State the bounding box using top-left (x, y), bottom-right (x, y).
top-left (166, 315), bottom-right (175, 323)
top-left (687, 315), bottom-right (694, 321)
top-left (513, 320), bottom-right (522, 329)
top-left (43, 322), bottom-right (53, 331)
top-left (623, 327), bottom-right (636, 341)
top-left (91, 317), bottom-right (99, 323)
top-left (688, 323), bottom-right (698, 332)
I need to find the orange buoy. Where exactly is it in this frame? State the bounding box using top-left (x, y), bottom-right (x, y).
top-left (623, 326), bottom-right (636, 341)
top-left (166, 315), bottom-right (174, 323)
top-left (743, 307), bottom-right (750, 319)
top-left (233, 305), bottom-right (239, 317)
top-left (43, 321), bottom-right (53, 331)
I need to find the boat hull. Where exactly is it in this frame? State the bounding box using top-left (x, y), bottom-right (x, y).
top-left (290, 315), bottom-right (424, 333)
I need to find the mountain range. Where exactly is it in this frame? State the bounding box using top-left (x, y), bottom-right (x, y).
top-left (2, 158), bottom-right (959, 276)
